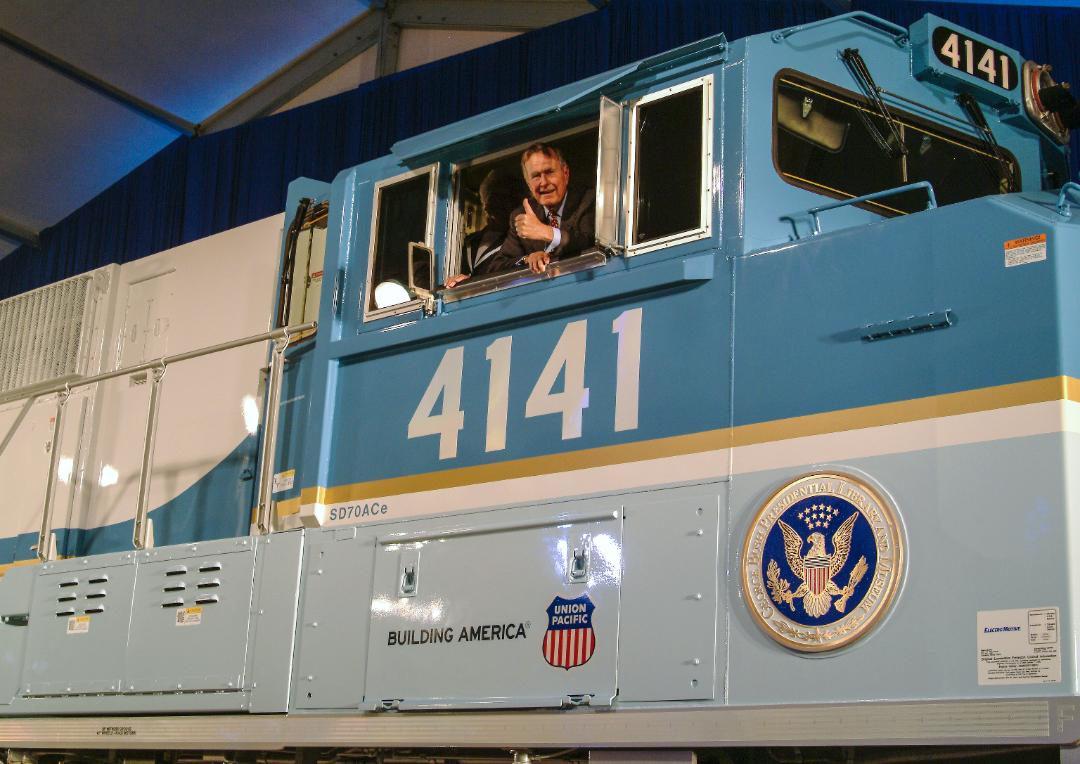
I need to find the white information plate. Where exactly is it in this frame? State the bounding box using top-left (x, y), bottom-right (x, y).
top-left (273, 469), bottom-right (296, 493)
top-left (977, 606), bottom-right (1060, 685)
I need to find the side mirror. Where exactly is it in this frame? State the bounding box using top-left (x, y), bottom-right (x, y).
top-left (407, 242), bottom-right (436, 315)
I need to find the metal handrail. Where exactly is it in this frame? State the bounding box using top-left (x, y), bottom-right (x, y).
top-left (34, 321), bottom-right (315, 561)
top-left (771, 12), bottom-right (909, 45)
top-left (1057, 182), bottom-right (1080, 219)
top-left (781, 181), bottom-right (939, 238)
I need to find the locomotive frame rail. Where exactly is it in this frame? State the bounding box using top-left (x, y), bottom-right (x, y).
top-left (0, 697), bottom-right (1074, 750)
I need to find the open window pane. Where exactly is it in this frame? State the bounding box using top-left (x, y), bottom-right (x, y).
top-left (596, 97), bottom-right (623, 249)
top-left (632, 85), bottom-right (704, 245)
top-left (367, 173), bottom-right (432, 313)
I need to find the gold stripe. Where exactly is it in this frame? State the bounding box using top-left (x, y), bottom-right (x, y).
top-left (0, 557), bottom-right (65, 576)
top-left (277, 497), bottom-right (301, 517)
top-left (301, 377), bottom-right (1078, 505)
top-left (731, 377), bottom-right (1067, 447)
top-left (247, 497), bottom-right (304, 524)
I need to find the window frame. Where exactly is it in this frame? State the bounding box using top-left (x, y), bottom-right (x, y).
top-left (772, 69), bottom-right (1021, 216)
top-left (624, 73), bottom-right (714, 257)
top-left (444, 122), bottom-right (599, 294)
top-left (362, 163), bottom-right (440, 323)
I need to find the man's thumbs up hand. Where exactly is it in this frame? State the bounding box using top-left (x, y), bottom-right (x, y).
top-left (514, 198), bottom-right (554, 243)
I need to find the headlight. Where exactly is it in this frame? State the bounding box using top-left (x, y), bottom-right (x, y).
top-left (1023, 61), bottom-right (1072, 144)
top-left (373, 279), bottom-right (411, 309)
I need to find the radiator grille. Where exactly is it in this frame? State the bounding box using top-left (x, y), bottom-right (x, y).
top-left (0, 275), bottom-right (96, 396)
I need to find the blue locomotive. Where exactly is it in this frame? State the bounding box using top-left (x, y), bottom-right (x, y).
top-left (0, 9), bottom-right (1078, 757)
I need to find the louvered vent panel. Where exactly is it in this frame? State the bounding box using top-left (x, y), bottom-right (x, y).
top-left (0, 275), bottom-right (94, 396)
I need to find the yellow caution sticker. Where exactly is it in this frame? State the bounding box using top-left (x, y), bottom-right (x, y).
top-left (272, 469), bottom-right (296, 493)
top-left (175, 606), bottom-right (203, 627)
top-left (67, 615), bottom-right (90, 635)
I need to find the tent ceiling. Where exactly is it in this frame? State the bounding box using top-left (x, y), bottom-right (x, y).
top-left (0, 0), bottom-right (598, 260)
top-left (0, 0), bottom-right (375, 257)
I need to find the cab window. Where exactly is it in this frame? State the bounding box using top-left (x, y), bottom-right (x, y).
top-left (365, 166), bottom-right (437, 319)
top-left (775, 72), bottom-right (1018, 214)
top-left (277, 199), bottom-right (328, 333)
top-left (446, 128), bottom-right (597, 290)
top-left (627, 75), bottom-right (713, 253)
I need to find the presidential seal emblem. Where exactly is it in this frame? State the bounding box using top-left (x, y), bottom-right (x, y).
top-left (741, 473), bottom-right (903, 652)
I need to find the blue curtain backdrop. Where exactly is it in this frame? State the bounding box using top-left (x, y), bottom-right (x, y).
top-left (1, 0), bottom-right (1077, 298)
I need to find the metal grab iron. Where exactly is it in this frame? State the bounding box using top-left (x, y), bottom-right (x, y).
top-left (781, 180), bottom-right (938, 239)
top-left (132, 364), bottom-right (166, 551)
top-left (255, 331), bottom-right (292, 535)
top-left (33, 321), bottom-right (315, 561)
top-left (1058, 181), bottom-right (1080, 218)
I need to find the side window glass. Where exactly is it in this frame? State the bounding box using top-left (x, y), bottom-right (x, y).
top-left (278, 199), bottom-right (328, 333)
top-left (775, 73), bottom-right (1019, 214)
top-left (366, 168), bottom-right (436, 317)
top-left (904, 123), bottom-right (1007, 206)
top-left (776, 76), bottom-right (904, 212)
top-left (630, 78), bottom-right (711, 249)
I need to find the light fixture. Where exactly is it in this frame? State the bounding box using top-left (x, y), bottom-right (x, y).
top-left (373, 280), bottom-right (410, 309)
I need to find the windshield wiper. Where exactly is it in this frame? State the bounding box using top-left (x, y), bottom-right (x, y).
top-left (841, 48), bottom-right (907, 159)
top-left (956, 93), bottom-right (1017, 193)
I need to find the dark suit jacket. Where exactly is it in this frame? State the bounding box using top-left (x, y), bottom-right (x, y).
top-left (461, 227), bottom-right (509, 278)
top-left (485, 185), bottom-right (595, 273)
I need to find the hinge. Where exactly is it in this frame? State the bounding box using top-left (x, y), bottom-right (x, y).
top-left (563, 694), bottom-right (591, 708)
top-left (378, 699), bottom-right (402, 712)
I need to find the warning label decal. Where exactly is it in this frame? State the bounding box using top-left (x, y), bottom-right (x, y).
top-left (1004, 234), bottom-right (1047, 267)
top-left (272, 469), bottom-right (295, 493)
top-left (176, 606), bottom-right (203, 627)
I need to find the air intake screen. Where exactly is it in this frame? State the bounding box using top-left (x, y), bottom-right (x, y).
top-left (0, 275), bottom-right (95, 396)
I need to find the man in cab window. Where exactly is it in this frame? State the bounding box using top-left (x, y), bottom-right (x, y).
top-left (497, 143), bottom-right (595, 274)
top-left (444, 169), bottom-right (522, 288)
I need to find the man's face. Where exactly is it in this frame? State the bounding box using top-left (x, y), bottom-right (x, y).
top-left (523, 152), bottom-right (570, 208)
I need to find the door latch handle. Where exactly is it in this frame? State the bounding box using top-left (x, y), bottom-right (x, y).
top-left (400, 564), bottom-right (417, 596)
top-left (568, 536), bottom-right (591, 582)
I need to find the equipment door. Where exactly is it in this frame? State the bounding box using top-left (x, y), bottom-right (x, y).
top-left (364, 503), bottom-right (621, 709)
top-left (22, 552), bottom-right (136, 696)
top-left (124, 538), bottom-right (256, 693)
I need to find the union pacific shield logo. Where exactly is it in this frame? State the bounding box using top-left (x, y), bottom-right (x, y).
top-left (543, 594), bottom-right (596, 669)
top-left (741, 473), bottom-right (904, 652)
